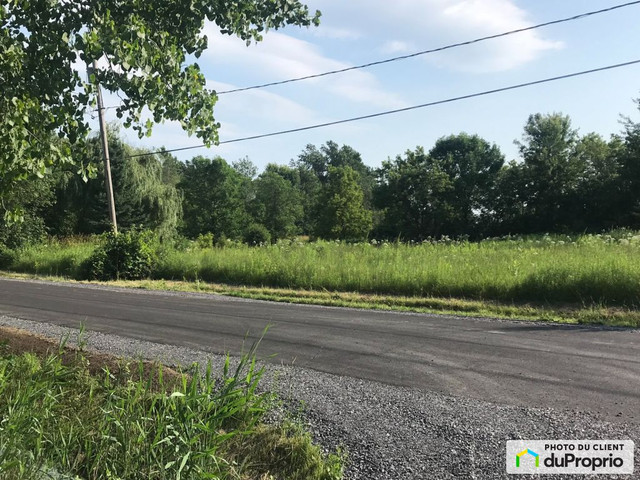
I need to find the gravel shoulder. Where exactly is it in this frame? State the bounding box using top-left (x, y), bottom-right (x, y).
top-left (1, 314), bottom-right (638, 480)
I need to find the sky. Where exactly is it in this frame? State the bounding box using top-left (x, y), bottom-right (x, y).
top-left (98, 0), bottom-right (640, 171)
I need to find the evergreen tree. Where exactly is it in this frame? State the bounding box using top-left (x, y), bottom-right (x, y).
top-left (315, 166), bottom-right (372, 241)
top-left (46, 134), bottom-right (182, 238)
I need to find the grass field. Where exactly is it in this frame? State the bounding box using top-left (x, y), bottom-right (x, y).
top-left (155, 233), bottom-right (640, 306)
top-left (3, 231), bottom-right (640, 326)
top-left (0, 327), bottom-right (343, 479)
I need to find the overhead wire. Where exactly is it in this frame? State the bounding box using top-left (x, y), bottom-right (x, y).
top-left (104, 2), bottom-right (640, 109)
top-left (216, 0), bottom-right (640, 94)
top-left (127, 58), bottom-right (640, 159)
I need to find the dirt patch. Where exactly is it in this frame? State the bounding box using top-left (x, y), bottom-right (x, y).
top-left (0, 326), bottom-right (185, 391)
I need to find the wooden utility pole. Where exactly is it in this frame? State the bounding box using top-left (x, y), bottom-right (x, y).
top-left (91, 60), bottom-right (118, 234)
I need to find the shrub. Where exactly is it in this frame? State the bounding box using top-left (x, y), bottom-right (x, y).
top-left (84, 229), bottom-right (157, 280)
top-left (0, 246), bottom-right (15, 269)
top-left (0, 214), bottom-right (47, 250)
top-left (244, 224), bottom-right (271, 246)
top-left (169, 234), bottom-right (192, 252)
top-left (214, 233), bottom-right (231, 248)
top-left (195, 232), bottom-right (214, 249)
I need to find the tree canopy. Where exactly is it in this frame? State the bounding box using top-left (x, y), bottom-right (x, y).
top-left (0, 0), bottom-right (320, 211)
top-left (2, 100), bottom-right (640, 248)
top-left (315, 166), bottom-right (372, 241)
top-left (45, 132), bottom-right (182, 238)
top-left (179, 156), bottom-right (250, 240)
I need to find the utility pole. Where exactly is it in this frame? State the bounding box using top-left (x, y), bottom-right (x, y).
top-left (91, 60), bottom-right (118, 234)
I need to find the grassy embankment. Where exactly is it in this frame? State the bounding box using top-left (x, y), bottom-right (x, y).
top-left (3, 231), bottom-right (640, 327)
top-left (0, 327), bottom-right (343, 479)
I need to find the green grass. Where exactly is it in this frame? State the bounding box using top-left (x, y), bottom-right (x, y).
top-left (4, 231), bottom-right (640, 327)
top-left (153, 233), bottom-right (640, 306)
top-left (0, 335), bottom-right (344, 480)
top-left (6, 236), bottom-right (95, 278)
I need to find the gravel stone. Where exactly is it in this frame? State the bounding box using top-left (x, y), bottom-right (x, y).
top-left (1, 314), bottom-right (638, 479)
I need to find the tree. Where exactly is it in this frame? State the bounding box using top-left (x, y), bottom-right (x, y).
top-left (158, 150), bottom-right (184, 188)
top-left (250, 168), bottom-right (303, 242)
top-left (514, 113), bottom-right (583, 232)
top-left (572, 133), bottom-right (624, 231)
top-left (232, 157), bottom-right (258, 180)
top-left (294, 141), bottom-right (375, 206)
top-left (280, 162), bottom-right (321, 235)
top-left (315, 166), bottom-right (372, 241)
top-left (616, 99), bottom-right (640, 228)
top-left (0, 176), bottom-right (55, 249)
top-left (114, 148), bottom-right (183, 239)
top-left (428, 133), bottom-right (504, 236)
top-left (374, 147), bottom-right (454, 240)
top-left (486, 161), bottom-right (529, 235)
top-left (1, 1), bottom-right (320, 210)
top-left (179, 156), bottom-right (250, 239)
top-left (45, 133), bottom-right (183, 238)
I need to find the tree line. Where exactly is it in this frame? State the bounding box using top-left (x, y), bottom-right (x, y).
top-left (2, 105), bottom-right (640, 249)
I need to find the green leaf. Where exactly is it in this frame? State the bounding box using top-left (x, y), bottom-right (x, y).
top-left (1, 0), bottom-right (321, 205)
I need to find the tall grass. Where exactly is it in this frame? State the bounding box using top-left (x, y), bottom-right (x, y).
top-left (155, 232), bottom-right (640, 307)
top-left (6, 231), bottom-right (640, 307)
top-left (8, 236), bottom-right (95, 277)
top-left (0, 339), bottom-right (343, 479)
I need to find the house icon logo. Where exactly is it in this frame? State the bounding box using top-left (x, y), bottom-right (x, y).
top-left (516, 449), bottom-right (540, 468)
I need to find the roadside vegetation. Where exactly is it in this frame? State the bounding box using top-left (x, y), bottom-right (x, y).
top-left (0, 328), bottom-right (344, 480)
top-left (2, 230), bottom-right (640, 327)
top-left (2, 103), bottom-right (640, 328)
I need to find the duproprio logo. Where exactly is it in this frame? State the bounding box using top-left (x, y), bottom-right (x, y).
top-left (515, 449), bottom-right (539, 468)
top-left (507, 440), bottom-right (634, 475)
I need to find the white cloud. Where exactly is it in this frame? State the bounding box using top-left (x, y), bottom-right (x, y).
top-left (434, 0), bottom-right (564, 72)
top-left (203, 27), bottom-right (407, 110)
top-left (307, 26), bottom-right (362, 40)
top-left (208, 80), bottom-right (323, 133)
top-left (307, 0), bottom-right (563, 73)
top-left (380, 40), bottom-right (415, 55)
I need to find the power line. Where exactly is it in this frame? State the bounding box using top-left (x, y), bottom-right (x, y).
top-left (103, 2), bottom-right (640, 109)
top-left (217, 1), bottom-right (640, 95)
top-left (127, 58), bottom-right (640, 159)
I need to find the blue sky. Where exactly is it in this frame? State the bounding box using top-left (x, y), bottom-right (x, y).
top-left (100, 0), bottom-right (640, 171)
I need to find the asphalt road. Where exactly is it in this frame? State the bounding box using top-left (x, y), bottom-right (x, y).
top-left (1, 277), bottom-right (638, 423)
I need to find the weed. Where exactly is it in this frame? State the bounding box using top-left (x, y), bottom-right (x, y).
top-left (0, 336), bottom-right (343, 479)
top-left (5, 232), bottom-right (640, 324)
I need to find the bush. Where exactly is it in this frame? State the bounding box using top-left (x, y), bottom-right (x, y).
top-left (83, 229), bottom-right (157, 280)
top-left (169, 234), bottom-right (192, 252)
top-left (0, 246), bottom-right (15, 269)
top-left (215, 233), bottom-right (230, 248)
top-left (195, 232), bottom-right (214, 249)
top-left (0, 214), bottom-right (47, 250)
top-left (244, 224), bottom-right (271, 246)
